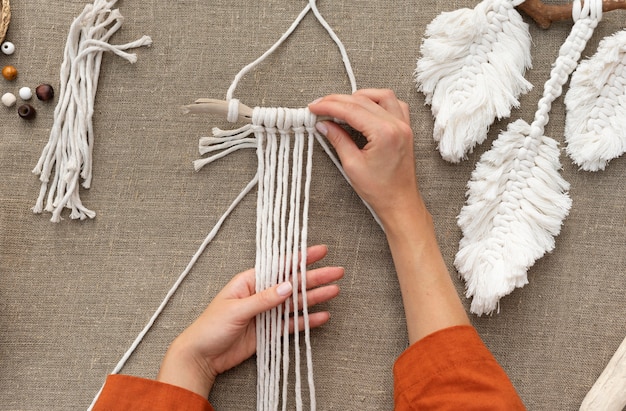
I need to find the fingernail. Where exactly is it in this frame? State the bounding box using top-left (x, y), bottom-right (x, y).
top-left (276, 281), bottom-right (293, 297)
top-left (315, 121), bottom-right (328, 136)
top-left (309, 97), bottom-right (323, 105)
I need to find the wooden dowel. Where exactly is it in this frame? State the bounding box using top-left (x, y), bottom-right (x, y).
top-left (580, 335), bottom-right (626, 411)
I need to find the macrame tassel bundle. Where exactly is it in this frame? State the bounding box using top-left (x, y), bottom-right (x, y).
top-left (197, 107), bottom-right (319, 411)
top-left (32, 0), bottom-right (151, 222)
top-left (415, 0), bottom-right (532, 163)
top-left (456, 0), bottom-right (602, 315)
top-left (565, 29), bottom-right (626, 171)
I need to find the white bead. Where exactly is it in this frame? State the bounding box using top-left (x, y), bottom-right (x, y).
top-left (1, 92), bottom-right (16, 107)
top-left (1, 41), bottom-right (15, 55)
top-left (19, 87), bottom-right (32, 100)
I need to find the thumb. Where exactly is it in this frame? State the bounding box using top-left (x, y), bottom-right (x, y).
top-left (239, 281), bottom-right (293, 319)
top-left (316, 121), bottom-right (360, 163)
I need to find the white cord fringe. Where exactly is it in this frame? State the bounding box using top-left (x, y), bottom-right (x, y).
top-left (32, 0), bottom-right (151, 222)
top-left (565, 29), bottom-right (626, 171)
top-left (416, 0), bottom-right (532, 163)
top-left (456, 0), bottom-right (602, 316)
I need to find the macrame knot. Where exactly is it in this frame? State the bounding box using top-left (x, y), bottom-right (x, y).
top-left (572, 0), bottom-right (603, 22)
top-left (227, 98), bottom-right (240, 123)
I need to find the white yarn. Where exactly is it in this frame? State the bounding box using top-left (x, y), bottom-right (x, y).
top-left (565, 29), bottom-right (626, 171)
top-left (415, 0), bottom-right (532, 163)
top-left (456, 0), bottom-right (602, 315)
top-left (32, 0), bottom-right (152, 222)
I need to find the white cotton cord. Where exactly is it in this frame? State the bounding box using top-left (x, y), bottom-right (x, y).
top-left (455, 0), bottom-right (602, 316)
top-left (243, 106), bottom-right (319, 411)
top-left (307, 0), bottom-right (357, 93)
top-left (528, 15), bottom-right (599, 140)
top-left (225, 0), bottom-right (356, 113)
top-left (301, 119), bottom-right (317, 410)
top-left (32, 0), bottom-right (151, 222)
top-left (225, 5), bottom-right (311, 103)
top-left (87, 173), bottom-right (259, 411)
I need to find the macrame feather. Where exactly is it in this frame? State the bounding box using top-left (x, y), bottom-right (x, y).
top-left (415, 0), bottom-right (532, 163)
top-left (565, 29), bottom-right (626, 171)
top-left (456, 7), bottom-right (600, 316)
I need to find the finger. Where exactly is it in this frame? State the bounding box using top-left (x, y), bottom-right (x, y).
top-left (292, 266), bottom-right (344, 291)
top-left (230, 245), bottom-right (329, 297)
top-left (288, 311), bottom-right (331, 333)
top-left (236, 281), bottom-right (293, 320)
top-left (288, 284), bottom-right (340, 312)
top-left (353, 88), bottom-right (407, 120)
top-left (309, 95), bottom-right (401, 141)
top-left (315, 120), bottom-right (362, 166)
top-left (304, 244), bottom-right (329, 266)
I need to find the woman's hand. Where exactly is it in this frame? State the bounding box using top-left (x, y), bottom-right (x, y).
top-left (156, 244), bottom-right (343, 398)
top-left (308, 89), bottom-right (424, 228)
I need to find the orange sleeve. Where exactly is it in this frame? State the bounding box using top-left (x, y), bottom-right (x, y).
top-left (393, 325), bottom-right (526, 411)
top-left (92, 374), bottom-right (215, 411)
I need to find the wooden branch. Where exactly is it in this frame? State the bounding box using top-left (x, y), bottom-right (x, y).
top-left (517, 0), bottom-right (626, 29)
top-left (0, 0), bottom-right (10, 44)
top-left (182, 98), bottom-right (341, 124)
top-left (580, 335), bottom-right (626, 411)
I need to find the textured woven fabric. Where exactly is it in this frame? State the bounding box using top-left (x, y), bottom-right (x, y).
top-left (0, 1), bottom-right (625, 410)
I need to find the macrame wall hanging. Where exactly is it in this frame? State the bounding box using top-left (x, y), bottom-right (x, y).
top-left (32, 0), bottom-right (151, 222)
top-left (417, 0), bottom-right (606, 315)
top-left (88, 1), bottom-right (378, 410)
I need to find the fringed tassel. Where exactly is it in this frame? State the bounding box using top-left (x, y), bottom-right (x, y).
top-left (193, 124), bottom-right (257, 171)
top-left (32, 0), bottom-right (151, 222)
top-left (456, 3), bottom-right (601, 316)
top-left (565, 29), bottom-right (626, 171)
top-left (415, 0), bottom-right (532, 163)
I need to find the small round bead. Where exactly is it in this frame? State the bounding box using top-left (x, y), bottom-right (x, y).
top-left (18, 104), bottom-right (36, 120)
top-left (19, 86), bottom-right (32, 100)
top-left (2, 65), bottom-right (18, 81)
top-left (35, 83), bottom-right (54, 101)
top-left (1, 92), bottom-right (16, 107)
top-left (1, 41), bottom-right (15, 55)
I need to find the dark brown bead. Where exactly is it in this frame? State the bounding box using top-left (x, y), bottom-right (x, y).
top-left (2, 65), bottom-right (18, 81)
top-left (18, 104), bottom-right (36, 120)
top-left (35, 84), bottom-right (54, 101)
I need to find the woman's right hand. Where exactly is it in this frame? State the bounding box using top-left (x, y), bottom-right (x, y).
top-left (308, 89), bottom-right (424, 227)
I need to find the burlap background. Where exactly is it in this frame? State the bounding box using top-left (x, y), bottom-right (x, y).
top-left (1, 1), bottom-right (624, 409)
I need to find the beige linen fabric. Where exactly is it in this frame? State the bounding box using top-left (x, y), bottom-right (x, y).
top-left (0, 1), bottom-right (625, 409)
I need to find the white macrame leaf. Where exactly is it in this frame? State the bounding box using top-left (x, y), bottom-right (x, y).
top-left (565, 29), bottom-right (626, 171)
top-left (456, 120), bottom-right (572, 315)
top-left (415, 0), bottom-right (532, 163)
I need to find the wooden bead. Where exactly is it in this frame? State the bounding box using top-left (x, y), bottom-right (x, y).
top-left (1, 41), bottom-right (14, 55)
top-left (19, 86), bottom-right (32, 100)
top-left (1, 92), bottom-right (16, 107)
top-left (17, 103), bottom-right (36, 120)
top-left (2, 64), bottom-right (17, 80)
top-left (35, 83), bottom-right (54, 101)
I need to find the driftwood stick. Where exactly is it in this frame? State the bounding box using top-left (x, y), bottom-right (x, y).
top-left (0, 0), bottom-right (10, 44)
top-left (182, 98), bottom-right (340, 124)
top-left (517, 0), bottom-right (626, 29)
top-left (580, 335), bottom-right (626, 411)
